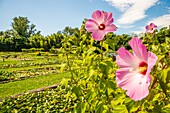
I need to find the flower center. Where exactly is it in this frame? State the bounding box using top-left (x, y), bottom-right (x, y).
top-left (138, 61), bottom-right (148, 75)
top-left (150, 27), bottom-right (153, 30)
top-left (98, 24), bottom-right (105, 30)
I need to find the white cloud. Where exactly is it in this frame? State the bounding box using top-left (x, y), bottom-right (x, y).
top-left (105, 0), bottom-right (158, 25)
top-left (168, 7), bottom-right (170, 13)
top-left (105, 0), bottom-right (138, 12)
top-left (130, 26), bottom-right (145, 34)
top-left (130, 13), bottom-right (170, 34)
top-left (148, 14), bottom-right (170, 27)
top-left (131, 30), bottom-right (144, 34)
top-left (118, 25), bottom-right (134, 29)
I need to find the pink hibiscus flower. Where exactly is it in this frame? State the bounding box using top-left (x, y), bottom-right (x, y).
top-left (116, 37), bottom-right (158, 101)
top-left (145, 23), bottom-right (157, 33)
top-left (85, 10), bottom-right (116, 41)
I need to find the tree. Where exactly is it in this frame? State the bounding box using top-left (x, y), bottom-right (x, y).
top-left (63, 26), bottom-right (79, 36)
top-left (11, 16), bottom-right (40, 38)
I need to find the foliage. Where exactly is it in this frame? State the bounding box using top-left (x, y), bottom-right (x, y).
top-left (0, 16), bottom-right (170, 112)
top-left (0, 85), bottom-right (75, 112)
top-left (0, 16), bottom-right (40, 51)
top-left (0, 25), bottom-right (169, 112)
top-left (12, 16), bottom-right (40, 38)
top-left (0, 52), bottom-right (65, 83)
top-left (54, 28), bottom-right (169, 112)
top-left (0, 16), bottom-right (132, 52)
top-left (0, 72), bottom-right (70, 98)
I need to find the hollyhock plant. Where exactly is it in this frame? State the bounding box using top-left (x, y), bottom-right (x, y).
top-left (145, 23), bottom-right (157, 33)
top-left (116, 37), bottom-right (158, 101)
top-left (85, 10), bottom-right (116, 41)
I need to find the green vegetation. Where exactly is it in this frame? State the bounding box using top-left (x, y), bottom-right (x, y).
top-left (0, 51), bottom-right (70, 99)
top-left (0, 52), bottom-right (66, 82)
top-left (0, 82), bottom-right (74, 113)
top-left (0, 72), bottom-right (69, 98)
top-left (0, 16), bottom-right (170, 112)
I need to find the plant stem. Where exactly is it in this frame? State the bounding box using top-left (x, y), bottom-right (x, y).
top-left (66, 50), bottom-right (74, 82)
top-left (151, 63), bottom-right (166, 89)
top-left (151, 76), bottom-right (157, 89)
top-left (100, 40), bottom-right (103, 61)
top-left (63, 37), bottom-right (74, 82)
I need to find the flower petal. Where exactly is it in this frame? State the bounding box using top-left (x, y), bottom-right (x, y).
top-left (146, 52), bottom-right (158, 75)
top-left (117, 71), bottom-right (138, 90)
top-left (145, 25), bottom-right (149, 30)
top-left (146, 23), bottom-right (157, 33)
top-left (116, 68), bottom-right (131, 83)
top-left (85, 19), bottom-right (98, 32)
top-left (105, 12), bottom-right (112, 21)
top-left (150, 23), bottom-right (157, 28)
top-left (92, 30), bottom-right (105, 41)
top-left (92, 10), bottom-right (105, 24)
top-left (116, 47), bottom-right (140, 68)
top-left (105, 18), bottom-right (114, 26)
top-left (129, 37), bottom-right (148, 62)
top-left (104, 12), bottom-right (114, 26)
top-left (104, 24), bottom-right (117, 33)
top-left (126, 74), bottom-right (150, 101)
top-left (117, 70), bottom-right (150, 101)
top-left (150, 30), bottom-right (154, 33)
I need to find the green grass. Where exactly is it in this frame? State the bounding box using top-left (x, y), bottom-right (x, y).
top-left (0, 52), bottom-right (68, 98)
top-left (0, 56), bottom-right (58, 64)
top-left (0, 64), bottom-right (63, 72)
top-left (0, 72), bottom-right (70, 98)
top-left (0, 58), bottom-right (41, 64)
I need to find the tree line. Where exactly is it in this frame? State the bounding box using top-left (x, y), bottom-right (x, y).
top-left (0, 16), bottom-right (169, 52)
top-left (0, 16), bottom-right (81, 52)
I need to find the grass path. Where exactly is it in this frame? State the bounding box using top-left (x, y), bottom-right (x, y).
top-left (0, 63), bottom-right (64, 72)
top-left (0, 72), bottom-right (69, 98)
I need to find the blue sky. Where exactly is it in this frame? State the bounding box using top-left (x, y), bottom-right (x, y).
top-left (0, 0), bottom-right (170, 36)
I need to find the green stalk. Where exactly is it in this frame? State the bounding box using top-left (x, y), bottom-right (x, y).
top-left (100, 40), bottom-right (103, 61)
top-left (64, 42), bottom-right (74, 82)
top-left (66, 52), bottom-right (74, 81)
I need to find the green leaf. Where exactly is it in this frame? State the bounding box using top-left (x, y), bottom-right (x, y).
top-left (96, 102), bottom-right (104, 113)
top-left (129, 101), bottom-right (143, 112)
top-left (158, 67), bottom-right (170, 96)
top-left (157, 55), bottom-right (165, 63)
top-left (107, 80), bottom-right (116, 90)
top-left (76, 102), bottom-right (86, 113)
top-left (112, 105), bottom-right (128, 113)
top-left (102, 41), bottom-right (109, 51)
top-left (106, 39), bottom-right (116, 51)
top-left (71, 85), bottom-right (81, 98)
top-left (99, 60), bottom-right (113, 79)
top-left (60, 63), bottom-right (67, 72)
top-left (152, 44), bottom-right (159, 51)
top-left (153, 93), bottom-right (160, 101)
top-left (86, 47), bottom-right (96, 56)
top-left (162, 104), bottom-right (170, 113)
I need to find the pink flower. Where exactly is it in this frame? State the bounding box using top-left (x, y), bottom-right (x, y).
top-left (85, 10), bottom-right (116, 41)
top-left (145, 23), bottom-right (157, 33)
top-left (116, 37), bottom-right (158, 101)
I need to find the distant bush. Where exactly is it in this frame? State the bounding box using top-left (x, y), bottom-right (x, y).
top-left (49, 47), bottom-right (58, 53)
top-left (22, 48), bottom-right (44, 52)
